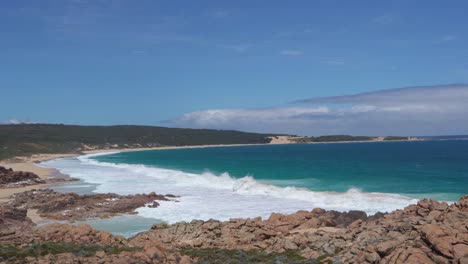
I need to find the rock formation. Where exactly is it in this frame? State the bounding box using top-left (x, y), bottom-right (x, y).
top-left (8, 189), bottom-right (177, 220)
top-left (1, 189), bottom-right (467, 263)
top-left (131, 196), bottom-right (468, 263)
top-left (0, 166), bottom-right (45, 187)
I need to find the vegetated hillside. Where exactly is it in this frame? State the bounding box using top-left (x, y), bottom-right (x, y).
top-left (383, 136), bottom-right (410, 141)
top-left (293, 135), bottom-right (376, 143)
top-left (293, 135), bottom-right (413, 143)
top-left (0, 124), bottom-right (275, 160)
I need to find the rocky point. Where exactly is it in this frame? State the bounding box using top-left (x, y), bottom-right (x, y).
top-left (0, 187), bottom-right (467, 263)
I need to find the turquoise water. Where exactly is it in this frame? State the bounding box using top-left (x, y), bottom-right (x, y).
top-left (76, 215), bottom-right (162, 238)
top-left (94, 140), bottom-right (468, 201)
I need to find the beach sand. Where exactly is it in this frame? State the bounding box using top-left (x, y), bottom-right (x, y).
top-left (269, 136), bottom-right (301, 144)
top-left (0, 153), bottom-right (76, 203)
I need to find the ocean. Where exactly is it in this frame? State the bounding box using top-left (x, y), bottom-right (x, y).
top-left (40, 140), bottom-right (468, 236)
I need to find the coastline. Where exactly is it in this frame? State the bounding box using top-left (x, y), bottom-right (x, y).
top-left (0, 137), bottom-right (429, 205)
top-left (0, 154), bottom-right (76, 203)
top-left (0, 143), bottom-right (281, 204)
top-left (1, 140), bottom-right (467, 262)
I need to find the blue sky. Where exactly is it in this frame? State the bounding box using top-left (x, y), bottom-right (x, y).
top-left (1, 1), bottom-right (468, 135)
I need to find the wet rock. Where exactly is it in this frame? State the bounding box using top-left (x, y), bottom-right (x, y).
top-left (9, 189), bottom-right (176, 221)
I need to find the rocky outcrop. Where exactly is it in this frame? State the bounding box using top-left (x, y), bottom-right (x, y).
top-left (8, 189), bottom-right (177, 220)
top-left (0, 205), bottom-right (35, 244)
top-left (1, 189), bottom-right (467, 263)
top-left (131, 196), bottom-right (468, 264)
top-left (0, 221), bottom-right (189, 264)
top-left (0, 166), bottom-right (45, 187)
top-left (34, 223), bottom-right (128, 246)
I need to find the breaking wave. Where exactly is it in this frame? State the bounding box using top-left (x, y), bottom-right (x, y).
top-left (41, 153), bottom-right (419, 224)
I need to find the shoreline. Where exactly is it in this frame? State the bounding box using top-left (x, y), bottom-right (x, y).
top-left (0, 137), bottom-right (436, 205)
top-left (0, 144), bottom-right (271, 197)
top-left (0, 154), bottom-right (77, 203)
top-left (0, 143), bottom-right (279, 204)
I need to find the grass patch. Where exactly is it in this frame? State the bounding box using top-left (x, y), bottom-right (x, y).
top-left (180, 248), bottom-right (317, 264)
top-left (0, 242), bottom-right (140, 261)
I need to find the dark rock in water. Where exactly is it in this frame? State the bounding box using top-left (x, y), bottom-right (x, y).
top-left (148, 201), bottom-right (160, 208)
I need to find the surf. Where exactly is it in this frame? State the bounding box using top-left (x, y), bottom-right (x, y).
top-left (41, 153), bottom-right (419, 224)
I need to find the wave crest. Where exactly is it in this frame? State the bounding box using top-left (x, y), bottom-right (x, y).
top-left (35, 153), bottom-right (423, 223)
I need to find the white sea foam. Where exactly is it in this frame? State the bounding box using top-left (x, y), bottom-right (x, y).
top-left (41, 154), bottom-right (419, 224)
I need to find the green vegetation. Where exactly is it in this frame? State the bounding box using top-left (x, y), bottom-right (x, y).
top-left (0, 242), bottom-right (140, 261)
top-left (0, 124), bottom-right (275, 160)
top-left (294, 135), bottom-right (414, 144)
top-left (293, 135), bottom-right (375, 143)
top-left (383, 136), bottom-right (409, 141)
top-left (180, 248), bottom-right (316, 264)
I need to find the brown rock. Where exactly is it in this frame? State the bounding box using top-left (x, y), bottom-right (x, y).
top-left (421, 224), bottom-right (454, 258)
top-left (9, 189), bottom-right (175, 221)
top-left (453, 244), bottom-right (468, 261)
top-left (366, 252), bottom-right (381, 263)
top-left (0, 166), bottom-right (45, 187)
top-left (376, 240), bottom-right (400, 257)
top-left (95, 250), bottom-right (106, 258)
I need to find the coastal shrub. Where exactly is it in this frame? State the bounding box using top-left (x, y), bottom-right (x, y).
top-left (0, 124), bottom-right (275, 160)
top-left (180, 248), bottom-right (317, 264)
top-left (292, 135), bottom-right (377, 144)
top-left (383, 136), bottom-right (409, 141)
top-left (0, 242), bottom-right (140, 260)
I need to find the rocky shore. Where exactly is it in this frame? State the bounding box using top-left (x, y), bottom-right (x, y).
top-left (0, 166), bottom-right (77, 189)
top-left (0, 166), bottom-right (46, 188)
top-left (8, 189), bottom-right (177, 221)
top-left (1, 163), bottom-right (467, 263)
top-left (131, 196), bottom-right (468, 263)
top-left (1, 187), bottom-right (467, 263)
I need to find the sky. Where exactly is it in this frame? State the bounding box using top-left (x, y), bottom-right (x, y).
top-left (1, 0), bottom-right (468, 136)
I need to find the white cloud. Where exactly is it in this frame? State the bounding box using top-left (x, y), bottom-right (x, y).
top-left (168, 84), bottom-right (468, 136)
top-left (280, 50), bottom-right (303, 56)
top-left (7, 119), bottom-right (22, 124)
top-left (172, 107), bottom-right (329, 127)
top-left (3, 119), bottom-right (35, 125)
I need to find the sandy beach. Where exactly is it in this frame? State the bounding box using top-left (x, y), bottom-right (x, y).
top-left (0, 153), bottom-right (77, 203)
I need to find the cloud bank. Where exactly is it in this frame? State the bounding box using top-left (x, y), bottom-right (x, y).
top-left (167, 84), bottom-right (468, 136)
top-left (1, 119), bottom-right (35, 125)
